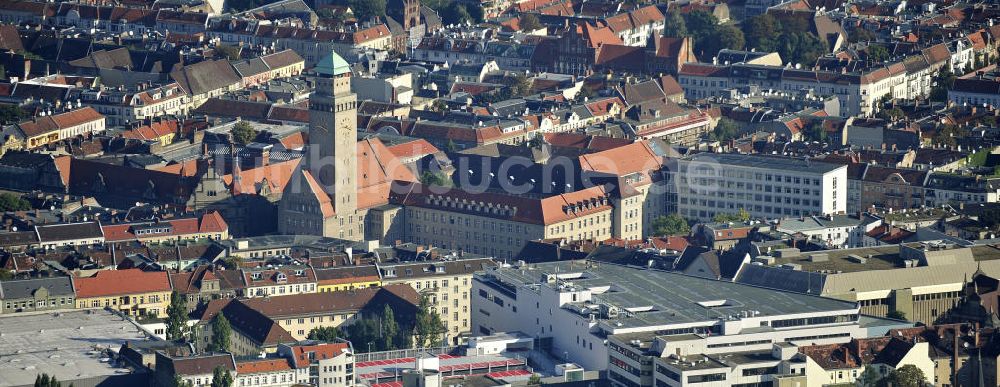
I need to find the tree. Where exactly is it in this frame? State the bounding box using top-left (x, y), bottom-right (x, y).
top-left (208, 313), bottom-right (231, 352)
top-left (700, 25), bottom-right (745, 62)
top-left (220, 257), bottom-right (243, 270)
top-left (420, 170), bottom-right (451, 187)
top-left (930, 67), bottom-right (956, 102)
top-left (214, 45), bottom-right (241, 61)
top-left (510, 73), bottom-right (532, 97)
top-left (682, 11), bottom-right (717, 37)
top-left (801, 120), bottom-right (827, 142)
top-left (211, 366), bottom-right (234, 387)
top-left (713, 209), bottom-right (750, 223)
top-left (876, 107), bottom-right (905, 121)
top-left (710, 118), bottom-right (740, 142)
top-left (440, 2), bottom-right (472, 25)
top-left (886, 310), bottom-right (906, 320)
top-left (849, 28), bottom-right (877, 43)
top-left (519, 13), bottom-right (542, 31)
top-left (414, 295), bottom-right (445, 347)
top-left (662, 11), bottom-right (687, 37)
top-left (933, 124), bottom-right (968, 148)
top-left (883, 364), bottom-right (926, 387)
top-left (0, 104), bottom-right (26, 125)
top-left (0, 192), bottom-right (30, 212)
top-left (34, 374), bottom-right (63, 387)
top-left (779, 31), bottom-right (827, 66)
top-left (230, 121), bottom-right (258, 145)
top-left (349, 0), bottom-right (386, 20)
top-left (527, 374), bottom-right (542, 385)
top-left (652, 214), bottom-right (691, 236)
top-left (867, 45), bottom-right (890, 63)
top-left (743, 14), bottom-right (780, 52)
top-left (173, 374), bottom-right (193, 387)
top-left (379, 305), bottom-right (400, 350)
top-left (166, 291), bottom-right (188, 341)
top-left (308, 326), bottom-right (343, 342)
top-left (859, 365), bottom-right (882, 386)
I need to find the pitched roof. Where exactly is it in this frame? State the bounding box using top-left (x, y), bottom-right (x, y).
top-left (170, 59), bottom-right (241, 96)
top-left (300, 169), bottom-right (335, 217)
top-left (243, 266), bottom-right (316, 288)
top-left (170, 265), bottom-right (245, 295)
top-left (168, 353), bottom-right (236, 376)
top-left (16, 107), bottom-right (104, 138)
top-left (260, 49), bottom-right (304, 69)
top-left (236, 358), bottom-right (293, 374)
top-left (579, 140), bottom-right (663, 181)
top-left (0, 24), bottom-right (23, 52)
top-left (238, 284), bottom-right (419, 318)
top-left (35, 221), bottom-right (103, 242)
top-left (101, 212), bottom-right (228, 242)
top-left (287, 343), bottom-right (351, 368)
top-left (386, 139), bottom-right (440, 160)
top-left (0, 276), bottom-right (75, 299)
top-left (73, 268), bottom-right (171, 298)
top-left (212, 299), bottom-right (296, 345)
top-left (222, 158), bottom-right (301, 197)
top-left (576, 21), bottom-right (623, 48)
top-left (391, 181), bottom-right (614, 225)
top-left (314, 265), bottom-right (381, 285)
top-left (120, 120), bottom-right (179, 141)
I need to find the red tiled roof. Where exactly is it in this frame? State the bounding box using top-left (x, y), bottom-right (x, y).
top-left (386, 139), bottom-right (440, 159)
top-left (579, 141), bottom-right (662, 183)
top-left (17, 107), bottom-right (104, 138)
top-left (288, 343), bottom-right (351, 368)
top-left (74, 268), bottom-right (171, 298)
top-left (236, 359), bottom-right (292, 374)
top-left (222, 159), bottom-right (302, 197)
top-left (120, 120), bottom-right (178, 141)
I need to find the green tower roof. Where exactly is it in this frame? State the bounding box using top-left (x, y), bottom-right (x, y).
top-left (314, 50), bottom-right (350, 76)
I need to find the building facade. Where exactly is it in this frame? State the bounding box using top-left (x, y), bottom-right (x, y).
top-left (674, 154), bottom-right (848, 221)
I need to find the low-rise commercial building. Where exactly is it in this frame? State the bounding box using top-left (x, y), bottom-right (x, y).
top-left (736, 241), bottom-right (1000, 324)
top-left (473, 260), bottom-right (882, 373)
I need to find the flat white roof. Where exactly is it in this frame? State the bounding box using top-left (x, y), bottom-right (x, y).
top-left (0, 309), bottom-right (151, 387)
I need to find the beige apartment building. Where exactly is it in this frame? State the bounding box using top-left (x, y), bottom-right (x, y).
top-left (580, 140), bottom-right (671, 239)
top-left (390, 183), bottom-right (617, 260)
top-left (378, 258), bottom-right (496, 345)
top-left (198, 285), bottom-right (420, 355)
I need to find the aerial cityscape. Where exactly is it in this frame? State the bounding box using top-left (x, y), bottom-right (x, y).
top-left (0, 0), bottom-right (998, 386)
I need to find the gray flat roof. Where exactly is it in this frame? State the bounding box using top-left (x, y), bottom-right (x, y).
top-left (489, 261), bottom-right (857, 329)
top-left (683, 153), bottom-right (845, 174)
top-left (0, 309), bottom-right (150, 387)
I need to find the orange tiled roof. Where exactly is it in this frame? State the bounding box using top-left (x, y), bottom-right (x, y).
top-left (101, 212), bottom-right (227, 242)
top-left (288, 343), bottom-right (350, 368)
top-left (236, 359), bottom-right (292, 374)
top-left (579, 141), bottom-right (662, 181)
top-left (223, 158), bottom-right (301, 196)
top-left (74, 268), bottom-right (171, 298)
top-left (386, 139), bottom-right (440, 159)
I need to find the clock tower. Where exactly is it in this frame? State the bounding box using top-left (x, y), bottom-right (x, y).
top-left (308, 50), bottom-right (357, 215)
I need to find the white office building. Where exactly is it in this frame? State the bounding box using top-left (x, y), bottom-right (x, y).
top-left (673, 154), bottom-right (848, 221)
top-left (471, 260), bottom-right (901, 378)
